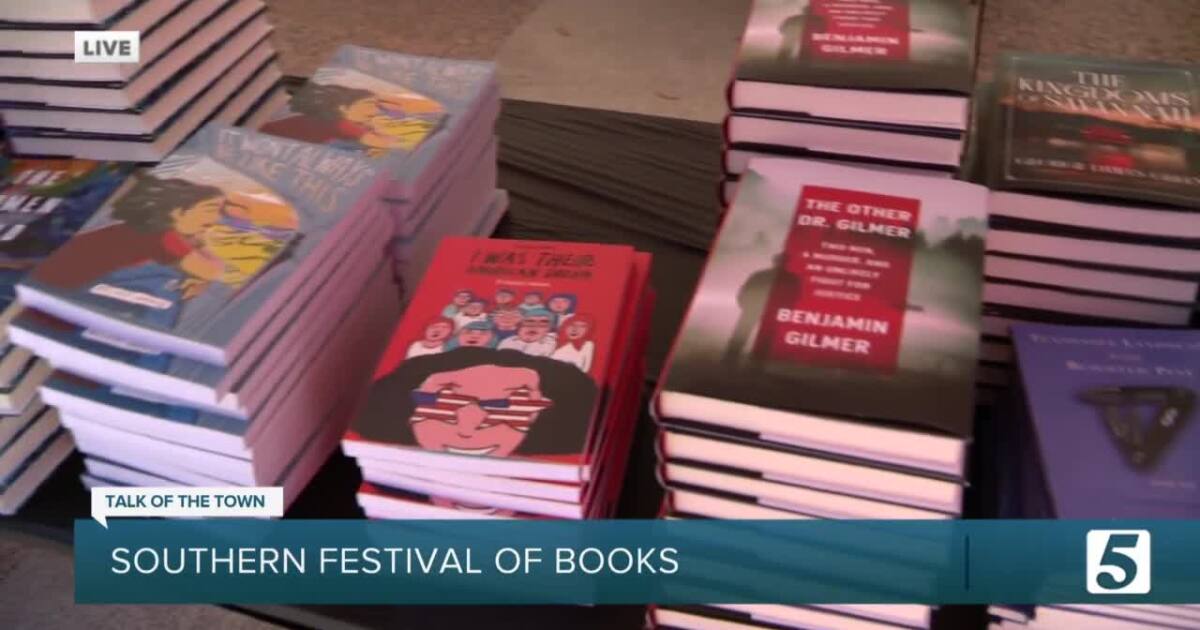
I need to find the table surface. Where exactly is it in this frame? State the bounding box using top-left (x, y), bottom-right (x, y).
top-left (4, 98), bottom-right (985, 630)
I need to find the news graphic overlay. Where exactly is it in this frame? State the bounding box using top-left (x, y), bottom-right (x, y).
top-left (74, 31), bottom-right (140, 64)
top-left (73, 519), bottom-right (1200, 605)
top-left (91, 487), bottom-right (283, 527)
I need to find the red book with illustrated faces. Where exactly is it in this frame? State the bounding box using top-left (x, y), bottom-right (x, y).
top-left (343, 237), bottom-right (644, 483)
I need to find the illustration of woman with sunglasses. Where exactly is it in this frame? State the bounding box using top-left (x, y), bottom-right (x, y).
top-left (355, 346), bottom-right (599, 460)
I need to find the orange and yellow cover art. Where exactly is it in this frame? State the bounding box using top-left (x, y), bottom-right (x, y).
top-left (29, 156), bottom-right (299, 329)
top-left (261, 67), bottom-right (446, 157)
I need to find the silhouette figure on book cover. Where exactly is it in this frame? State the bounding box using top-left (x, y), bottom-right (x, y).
top-left (722, 253), bottom-right (799, 367)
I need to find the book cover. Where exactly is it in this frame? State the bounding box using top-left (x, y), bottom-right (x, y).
top-left (348, 237), bottom-right (636, 468)
top-left (11, 308), bottom-right (224, 390)
top-left (1012, 324), bottom-right (1200, 518)
top-left (662, 159), bottom-right (986, 436)
top-left (991, 52), bottom-right (1200, 208)
top-left (734, 0), bottom-right (975, 93)
top-left (41, 369), bottom-right (244, 438)
top-left (19, 124), bottom-right (383, 361)
top-left (260, 45), bottom-right (494, 182)
top-left (0, 159), bottom-right (131, 262)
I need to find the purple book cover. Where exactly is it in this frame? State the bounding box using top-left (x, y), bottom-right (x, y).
top-left (1012, 324), bottom-right (1200, 519)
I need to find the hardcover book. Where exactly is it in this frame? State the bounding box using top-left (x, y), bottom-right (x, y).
top-left (989, 52), bottom-right (1200, 209)
top-left (734, 0), bottom-right (976, 93)
top-left (260, 45), bottom-right (495, 198)
top-left (658, 158), bottom-right (987, 474)
top-left (0, 7), bottom-right (271, 135)
top-left (0, 0), bottom-right (177, 56)
top-left (0, 0), bottom-right (131, 24)
top-left (18, 123), bottom-right (385, 365)
top-left (346, 237), bottom-right (638, 481)
top-left (1011, 324), bottom-right (1200, 518)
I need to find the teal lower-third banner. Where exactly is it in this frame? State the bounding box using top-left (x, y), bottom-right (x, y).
top-left (73, 519), bottom-right (1200, 604)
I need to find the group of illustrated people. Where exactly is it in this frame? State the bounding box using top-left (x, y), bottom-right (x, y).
top-left (405, 287), bottom-right (596, 373)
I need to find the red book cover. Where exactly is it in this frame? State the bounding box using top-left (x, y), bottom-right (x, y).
top-left (804, 0), bottom-right (911, 62)
top-left (753, 185), bottom-right (919, 373)
top-left (346, 237), bottom-right (636, 475)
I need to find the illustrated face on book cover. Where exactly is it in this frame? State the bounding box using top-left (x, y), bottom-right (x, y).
top-left (28, 160), bottom-right (299, 329)
top-left (260, 68), bottom-right (446, 158)
top-left (735, 0), bottom-right (973, 90)
top-left (998, 54), bottom-right (1199, 206)
top-left (358, 346), bottom-right (598, 461)
top-left (0, 159), bottom-right (129, 261)
top-left (352, 238), bottom-right (630, 462)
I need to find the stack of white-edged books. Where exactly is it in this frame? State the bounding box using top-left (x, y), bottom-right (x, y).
top-left (652, 158), bottom-right (988, 630)
top-left (0, 327), bottom-right (68, 515)
top-left (0, 156), bottom-right (134, 512)
top-left (0, 0), bottom-right (288, 161)
top-left (720, 0), bottom-right (980, 207)
top-left (11, 124), bottom-right (401, 507)
top-left (256, 46), bottom-right (504, 298)
top-left (972, 52), bottom-right (1199, 392)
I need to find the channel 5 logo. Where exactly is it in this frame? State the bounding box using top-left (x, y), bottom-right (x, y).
top-left (1086, 529), bottom-right (1152, 595)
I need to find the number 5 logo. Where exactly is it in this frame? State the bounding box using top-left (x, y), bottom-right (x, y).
top-left (1086, 529), bottom-right (1151, 594)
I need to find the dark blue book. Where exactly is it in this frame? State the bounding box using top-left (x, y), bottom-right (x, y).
top-left (0, 158), bottom-right (132, 264)
top-left (1012, 324), bottom-right (1200, 518)
top-left (0, 157), bottom-right (131, 320)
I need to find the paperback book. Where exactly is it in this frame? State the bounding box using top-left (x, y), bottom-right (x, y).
top-left (0, 158), bottom-right (133, 263)
top-left (260, 45), bottom-right (496, 199)
top-left (18, 123), bottom-right (386, 365)
top-left (346, 237), bottom-right (641, 482)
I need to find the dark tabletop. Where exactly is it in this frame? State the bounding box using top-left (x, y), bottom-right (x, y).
top-left (3, 98), bottom-right (984, 630)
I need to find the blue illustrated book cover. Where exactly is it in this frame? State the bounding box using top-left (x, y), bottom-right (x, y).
top-left (18, 124), bottom-right (384, 364)
top-left (11, 308), bottom-right (224, 390)
top-left (259, 45), bottom-right (495, 198)
top-left (0, 158), bottom-right (131, 313)
top-left (1012, 324), bottom-right (1200, 519)
top-left (41, 371), bottom-right (245, 439)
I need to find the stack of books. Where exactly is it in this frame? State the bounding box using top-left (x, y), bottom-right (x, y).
top-left (344, 236), bottom-right (654, 520)
top-left (0, 0), bottom-right (287, 161)
top-left (975, 53), bottom-right (1199, 388)
top-left (0, 157), bottom-right (131, 513)
top-left (10, 124), bottom-right (400, 506)
top-left (651, 158), bottom-right (988, 629)
top-left (257, 46), bottom-right (504, 297)
top-left (984, 325), bottom-right (1199, 630)
top-left (721, 0), bottom-right (980, 207)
